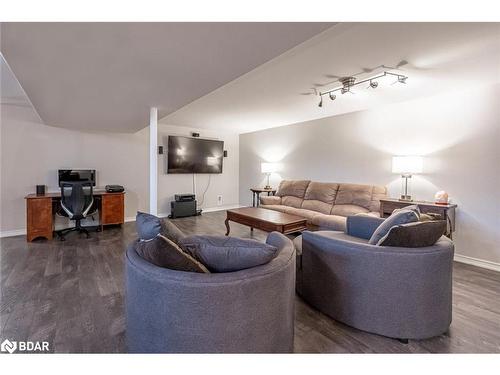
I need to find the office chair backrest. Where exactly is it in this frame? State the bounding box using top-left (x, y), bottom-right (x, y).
top-left (60, 181), bottom-right (94, 220)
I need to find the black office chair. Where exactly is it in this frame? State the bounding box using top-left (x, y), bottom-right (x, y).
top-left (56, 181), bottom-right (99, 241)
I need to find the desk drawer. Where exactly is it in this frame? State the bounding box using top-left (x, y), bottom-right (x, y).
top-left (101, 194), bottom-right (124, 225)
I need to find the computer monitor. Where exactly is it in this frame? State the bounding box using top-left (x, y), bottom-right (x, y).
top-left (58, 169), bottom-right (96, 187)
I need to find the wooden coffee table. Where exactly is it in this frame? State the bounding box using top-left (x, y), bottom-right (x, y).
top-left (225, 207), bottom-right (308, 236)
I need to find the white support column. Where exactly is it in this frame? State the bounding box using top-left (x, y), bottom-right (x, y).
top-left (149, 107), bottom-right (158, 215)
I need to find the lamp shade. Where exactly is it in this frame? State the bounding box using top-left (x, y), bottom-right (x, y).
top-left (261, 162), bottom-right (279, 174)
top-left (392, 156), bottom-right (423, 174)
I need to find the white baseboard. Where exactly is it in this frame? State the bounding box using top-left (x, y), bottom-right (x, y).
top-left (0, 229), bottom-right (26, 238)
top-left (1, 219), bottom-right (136, 239)
top-left (454, 254), bottom-right (500, 272)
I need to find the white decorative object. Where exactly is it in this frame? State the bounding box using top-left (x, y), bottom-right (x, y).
top-left (435, 191), bottom-right (449, 205)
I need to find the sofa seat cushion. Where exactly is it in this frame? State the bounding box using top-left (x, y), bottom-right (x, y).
top-left (301, 200), bottom-right (333, 215)
top-left (281, 207), bottom-right (319, 221)
top-left (311, 214), bottom-right (347, 231)
top-left (281, 196), bottom-right (304, 208)
top-left (261, 204), bottom-right (288, 213)
top-left (331, 204), bottom-right (369, 217)
top-left (276, 180), bottom-right (310, 198)
top-left (368, 207), bottom-right (420, 245)
top-left (179, 235), bottom-right (280, 273)
top-left (134, 235), bottom-right (210, 273)
top-left (260, 195), bottom-right (281, 205)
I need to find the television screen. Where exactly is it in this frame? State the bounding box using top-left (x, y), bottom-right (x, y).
top-left (58, 169), bottom-right (96, 187)
top-left (167, 136), bottom-right (224, 174)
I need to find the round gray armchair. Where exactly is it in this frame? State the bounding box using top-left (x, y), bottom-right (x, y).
top-left (296, 215), bottom-right (454, 341)
top-left (125, 232), bottom-right (295, 353)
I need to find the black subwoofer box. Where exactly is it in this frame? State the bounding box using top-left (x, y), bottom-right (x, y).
top-left (170, 200), bottom-right (197, 218)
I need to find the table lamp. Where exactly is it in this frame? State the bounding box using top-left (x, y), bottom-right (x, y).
top-left (392, 156), bottom-right (423, 201)
top-left (261, 162), bottom-right (278, 189)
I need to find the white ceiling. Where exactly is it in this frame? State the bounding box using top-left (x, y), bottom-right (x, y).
top-left (0, 22), bottom-right (333, 132)
top-left (161, 23), bottom-right (500, 133)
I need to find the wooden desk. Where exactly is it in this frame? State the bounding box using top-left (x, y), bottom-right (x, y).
top-left (25, 191), bottom-right (125, 242)
top-left (379, 198), bottom-right (457, 238)
top-left (250, 187), bottom-right (277, 207)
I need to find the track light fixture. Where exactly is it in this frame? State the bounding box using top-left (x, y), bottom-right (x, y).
top-left (317, 71), bottom-right (408, 108)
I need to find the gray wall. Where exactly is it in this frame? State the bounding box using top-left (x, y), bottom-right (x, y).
top-left (239, 84), bottom-right (500, 264)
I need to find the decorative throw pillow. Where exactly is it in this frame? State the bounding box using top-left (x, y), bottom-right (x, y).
top-left (136, 212), bottom-right (186, 244)
top-left (419, 212), bottom-right (443, 221)
top-left (162, 219), bottom-right (186, 244)
top-left (376, 220), bottom-right (447, 247)
top-left (136, 211), bottom-right (167, 240)
top-left (134, 234), bottom-right (209, 273)
top-left (368, 207), bottom-right (420, 245)
top-left (179, 235), bottom-right (280, 273)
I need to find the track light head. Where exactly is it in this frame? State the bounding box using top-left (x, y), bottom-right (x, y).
top-left (318, 97), bottom-right (323, 107)
top-left (398, 76), bottom-right (407, 84)
top-left (369, 80), bottom-right (378, 89)
top-left (329, 93), bottom-right (336, 101)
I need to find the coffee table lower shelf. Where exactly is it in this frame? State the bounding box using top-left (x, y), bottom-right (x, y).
top-left (224, 207), bottom-right (308, 236)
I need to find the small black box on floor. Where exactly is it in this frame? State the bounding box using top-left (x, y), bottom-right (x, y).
top-left (170, 200), bottom-right (197, 218)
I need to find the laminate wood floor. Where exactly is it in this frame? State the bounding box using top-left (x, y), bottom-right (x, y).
top-left (1, 210), bottom-right (499, 353)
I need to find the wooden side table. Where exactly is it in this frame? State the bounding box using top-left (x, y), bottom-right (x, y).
top-left (379, 198), bottom-right (457, 239)
top-left (250, 187), bottom-right (277, 207)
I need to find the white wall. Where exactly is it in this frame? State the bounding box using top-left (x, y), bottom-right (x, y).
top-left (0, 106), bottom-right (241, 235)
top-left (0, 104), bottom-right (150, 235)
top-left (239, 84), bottom-right (500, 265)
top-left (157, 124), bottom-right (239, 216)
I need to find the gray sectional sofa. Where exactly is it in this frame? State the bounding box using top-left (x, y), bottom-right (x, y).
top-left (260, 180), bottom-right (387, 231)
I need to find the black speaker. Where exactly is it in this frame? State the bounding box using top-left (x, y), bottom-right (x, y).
top-left (192, 132), bottom-right (200, 138)
top-left (36, 185), bottom-right (46, 196)
top-left (170, 200), bottom-right (197, 218)
top-left (158, 146), bottom-right (164, 154)
top-left (223, 150), bottom-right (228, 157)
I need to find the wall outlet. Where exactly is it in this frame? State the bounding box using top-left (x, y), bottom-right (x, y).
top-left (217, 195), bottom-right (223, 206)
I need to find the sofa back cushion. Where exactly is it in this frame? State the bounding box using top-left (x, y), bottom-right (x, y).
top-left (333, 184), bottom-right (387, 214)
top-left (276, 180), bottom-right (310, 198)
top-left (301, 182), bottom-right (339, 214)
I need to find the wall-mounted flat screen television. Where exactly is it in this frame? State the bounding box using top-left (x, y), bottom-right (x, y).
top-left (167, 136), bottom-right (224, 174)
top-left (58, 169), bottom-right (96, 187)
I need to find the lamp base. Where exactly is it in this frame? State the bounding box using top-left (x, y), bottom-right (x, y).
top-left (399, 195), bottom-right (413, 202)
top-left (264, 185), bottom-right (272, 190)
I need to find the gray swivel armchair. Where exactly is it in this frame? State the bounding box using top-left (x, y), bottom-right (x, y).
top-left (125, 232), bottom-right (296, 353)
top-left (296, 215), bottom-right (454, 341)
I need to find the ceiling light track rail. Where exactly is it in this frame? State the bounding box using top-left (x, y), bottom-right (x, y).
top-left (318, 71), bottom-right (408, 107)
